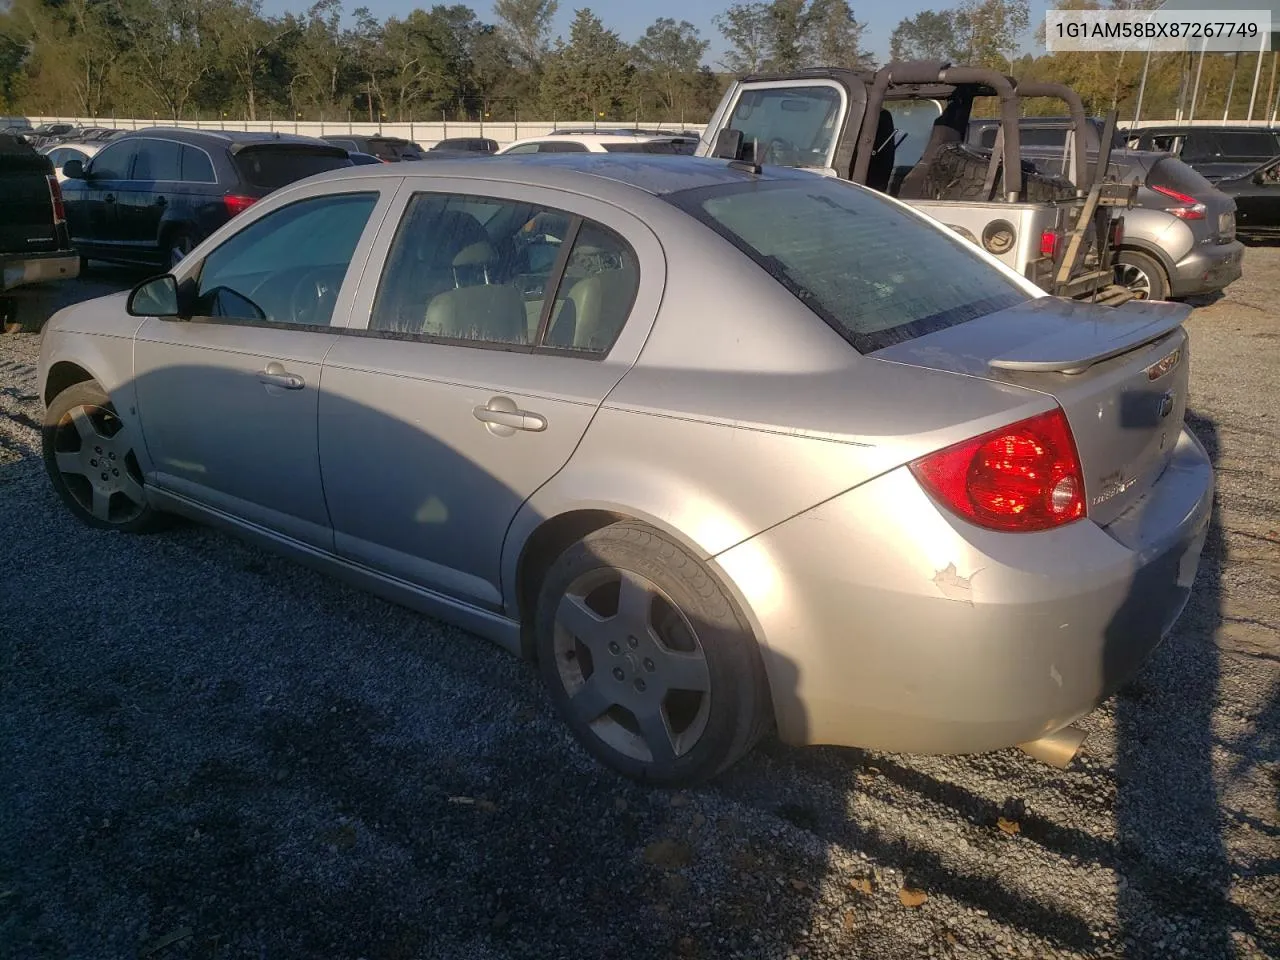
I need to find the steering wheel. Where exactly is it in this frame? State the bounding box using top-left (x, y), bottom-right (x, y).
top-left (289, 267), bottom-right (341, 325)
top-left (760, 137), bottom-right (800, 166)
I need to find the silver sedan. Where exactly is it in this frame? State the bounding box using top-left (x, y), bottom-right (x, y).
top-left (36, 155), bottom-right (1214, 784)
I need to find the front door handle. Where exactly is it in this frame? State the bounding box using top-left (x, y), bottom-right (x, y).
top-left (257, 361), bottom-right (305, 390)
top-left (473, 395), bottom-right (547, 435)
top-left (103, 194), bottom-right (115, 203)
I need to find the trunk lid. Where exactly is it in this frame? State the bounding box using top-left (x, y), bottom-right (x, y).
top-left (873, 296), bottom-right (1193, 526)
top-left (0, 136), bottom-right (58, 252)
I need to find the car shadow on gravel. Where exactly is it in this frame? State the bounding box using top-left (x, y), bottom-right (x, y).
top-left (2, 362), bottom-right (829, 960)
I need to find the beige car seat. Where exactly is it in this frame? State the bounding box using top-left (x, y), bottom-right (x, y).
top-left (424, 240), bottom-right (526, 343)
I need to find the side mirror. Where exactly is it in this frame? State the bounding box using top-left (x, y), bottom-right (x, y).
top-left (62, 159), bottom-right (84, 179)
top-left (127, 274), bottom-right (182, 318)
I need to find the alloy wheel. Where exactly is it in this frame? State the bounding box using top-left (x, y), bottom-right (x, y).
top-left (50, 402), bottom-right (147, 525)
top-left (552, 567), bottom-right (712, 764)
top-left (1115, 261), bottom-right (1153, 299)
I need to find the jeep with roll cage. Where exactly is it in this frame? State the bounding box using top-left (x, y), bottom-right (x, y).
top-left (697, 61), bottom-right (1138, 304)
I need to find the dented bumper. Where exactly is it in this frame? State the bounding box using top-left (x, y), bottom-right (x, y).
top-left (712, 426), bottom-right (1214, 755)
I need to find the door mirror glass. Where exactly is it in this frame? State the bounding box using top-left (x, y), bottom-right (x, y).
top-left (62, 159), bottom-right (84, 179)
top-left (127, 274), bottom-right (181, 318)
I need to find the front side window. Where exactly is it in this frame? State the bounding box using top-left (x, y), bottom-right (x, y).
top-left (503, 143), bottom-right (540, 155)
top-left (193, 192), bottom-right (378, 327)
top-left (89, 141), bottom-right (135, 180)
top-left (370, 192), bottom-right (638, 356)
top-left (668, 179), bottom-right (1029, 353)
top-left (722, 84), bottom-right (844, 168)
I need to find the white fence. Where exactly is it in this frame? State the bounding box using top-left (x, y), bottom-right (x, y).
top-left (1, 116), bottom-right (708, 149)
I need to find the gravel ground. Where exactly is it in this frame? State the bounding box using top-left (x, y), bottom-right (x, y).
top-left (1, 258), bottom-right (1277, 960)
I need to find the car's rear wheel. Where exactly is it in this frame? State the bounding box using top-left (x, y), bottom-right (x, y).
top-left (42, 381), bottom-right (163, 532)
top-left (1114, 249), bottom-right (1169, 301)
top-left (536, 521), bottom-right (771, 785)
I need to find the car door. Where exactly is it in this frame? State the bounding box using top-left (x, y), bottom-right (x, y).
top-left (317, 179), bottom-right (662, 610)
top-left (132, 185), bottom-right (391, 550)
top-left (1233, 158), bottom-right (1280, 233)
top-left (66, 138), bottom-right (136, 253)
top-left (122, 137), bottom-right (183, 256)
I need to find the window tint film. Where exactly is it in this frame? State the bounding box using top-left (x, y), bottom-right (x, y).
top-left (541, 220), bottom-right (638, 354)
top-left (723, 85), bottom-right (844, 168)
top-left (181, 145), bottom-right (215, 182)
top-left (232, 147), bottom-right (352, 190)
top-left (537, 141), bottom-right (590, 152)
top-left (195, 192), bottom-right (377, 327)
top-left (372, 193), bottom-right (573, 346)
top-left (90, 141), bottom-right (134, 179)
top-left (131, 139), bottom-right (182, 181)
top-left (1180, 132), bottom-right (1218, 162)
top-left (669, 179), bottom-right (1029, 352)
top-left (1214, 130), bottom-right (1280, 157)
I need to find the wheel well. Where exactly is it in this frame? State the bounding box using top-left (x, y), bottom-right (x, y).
top-left (515, 509), bottom-right (625, 659)
top-left (1117, 242), bottom-right (1174, 280)
top-left (44, 362), bottom-right (95, 407)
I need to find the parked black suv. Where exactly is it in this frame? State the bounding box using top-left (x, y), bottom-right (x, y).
top-left (430, 137), bottom-right (499, 153)
top-left (59, 128), bottom-right (353, 269)
top-left (321, 135), bottom-right (426, 161)
top-left (1120, 125), bottom-right (1280, 181)
top-left (1, 133), bottom-right (78, 332)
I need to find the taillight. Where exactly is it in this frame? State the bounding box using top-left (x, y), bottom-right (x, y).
top-left (909, 408), bottom-right (1087, 533)
top-left (1039, 229), bottom-right (1060, 259)
top-left (223, 194), bottom-right (257, 217)
top-left (46, 175), bottom-right (65, 225)
top-left (1151, 183), bottom-right (1206, 220)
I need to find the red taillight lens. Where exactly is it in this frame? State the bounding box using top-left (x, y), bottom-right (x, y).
top-left (1151, 183), bottom-right (1206, 220)
top-left (1109, 216), bottom-right (1124, 248)
top-left (46, 175), bottom-right (65, 225)
top-left (1039, 229), bottom-right (1059, 258)
top-left (909, 408), bottom-right (1087, 532)
top-left (223, 194), bottom-right (257, 217)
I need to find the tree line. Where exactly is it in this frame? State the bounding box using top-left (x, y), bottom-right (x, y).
top-left (1, 0), bottom-right (1274, 124)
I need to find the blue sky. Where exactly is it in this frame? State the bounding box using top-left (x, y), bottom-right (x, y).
top-left (260, 0), bottom-right (1054, 65)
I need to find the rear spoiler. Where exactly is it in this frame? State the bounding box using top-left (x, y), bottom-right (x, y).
top-left (228, 140), bottom-right (349, 158)
top-left (989, 297), bottom-right (1192, 375)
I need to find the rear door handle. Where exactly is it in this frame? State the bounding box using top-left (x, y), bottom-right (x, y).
top-left (154, 196), bottom-right (166, 207)
top-left (473, 396), bottom-right (546, 434)
top-left (103, 194), bottom-right (115, 203)
top-left (257, 361), bottom-right (305, 390)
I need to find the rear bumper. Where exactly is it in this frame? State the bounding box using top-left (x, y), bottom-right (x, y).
top-left (714, 427), bottom-right (1214, 755)
top-left (1, 250), bottom-right (80, 292)
top-left (1168, 240), bottom-right (1243, 297)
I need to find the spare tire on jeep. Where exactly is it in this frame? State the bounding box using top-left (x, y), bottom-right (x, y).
top-left (919, 143), bottom-right (1076, 203)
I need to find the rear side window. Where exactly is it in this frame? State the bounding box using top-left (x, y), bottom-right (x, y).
top-left (131, 139), bottom-right (182, 181)
top-left (1214, 130), bottom-right (1280, 157)
top-left (181, 146), bottom-right (215, 182)
top-left (1147, 157), bottom-right (1216, 199)
top-left (668, 179), bottom-right (1029, 353)
top-left (538, 141), bottom-right (590, 153)
top-left (327, 139), bottom-right (359, 152)
top-left (1180, 132), bottom-right (1218, 162)
top-left (602, 141), bottom-right (686, 154)
top-left (232, 147), bottom-right (351, 189)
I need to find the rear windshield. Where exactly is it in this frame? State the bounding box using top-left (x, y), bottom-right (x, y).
top-left (233, 147), bottom-right (352, 189)
top-left (668, 178), bottom-right (1030, 352)
top-left (1147, 156), bottom-right (1216, 198)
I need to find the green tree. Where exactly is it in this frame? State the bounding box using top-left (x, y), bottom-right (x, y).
top-left (713, 2), bottom-right (770, 73)
top-left (634, 18), bottom-right (708, 116)
top-left (117, 0), bottom-right (212, 119)
top-left (208, 0), bottom-right (298, 121)
top-left (494, 0), bottom-right (557, 72)
top-left (811, 0), bottom-right (871, 69)
top-left (955, 0), bottom-right (1029, 70)
top-left (716, 0), bottom-right (871, 74)
top-left (890, 10), bottom-right (962, 62)
top-left (539, 8), bottom-right (633, 120)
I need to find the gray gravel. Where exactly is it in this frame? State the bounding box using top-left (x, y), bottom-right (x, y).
top-left (1, 257), bottom-right (1277, 960)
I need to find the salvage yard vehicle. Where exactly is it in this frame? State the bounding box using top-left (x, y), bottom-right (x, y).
top-left (1210, 155), bottom-right (1280, 239)
top-left (38, 155), bottom-right (1212, 784)
top-left (59, 128), bottom-right (355, 270)
top-left (1120, 124), bottom-right (1280, 182)
top-left (697, 61), bottom-right (1137, 303)
top-left (1, 132), bottom-right (78, 333)
top-left (967, 114), bottom-right (1244, 300)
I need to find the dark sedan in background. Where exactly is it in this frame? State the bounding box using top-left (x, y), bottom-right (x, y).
top-left (321, 134), bottom-right (426, 161)
top-left (59, 128), bottom-right (353, 269)
top-left (1212, 156), bottom-right (1280, 239)
top-left (1121, 124), bottom-right (1280, 182)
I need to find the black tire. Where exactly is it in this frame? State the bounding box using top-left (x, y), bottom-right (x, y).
top-left (166, 228), bottom-right (197, 270)
top-left (42, 381), bottom-right (165, 533)
top-left (535, 521), bottom-right (772, 786)
top-left (923, 143), bottom-right (1076, 203)
top-left (1113, 249), bottom-right (1169, 301)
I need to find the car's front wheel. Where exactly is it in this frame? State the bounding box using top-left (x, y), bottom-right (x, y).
top-left (536, 521), bottom-right (771, 785)
top-left (42, 381), bottom-right (163, 532)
